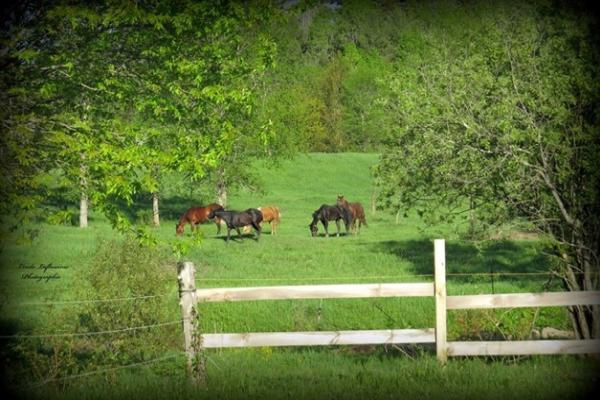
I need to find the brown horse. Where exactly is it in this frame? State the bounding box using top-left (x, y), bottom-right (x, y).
top-left (243, 206), bottom-right (281, 235)
top-left (336, 195), bottom-right (368, 234)
top-left (176, 203), bottom-right (224, 236)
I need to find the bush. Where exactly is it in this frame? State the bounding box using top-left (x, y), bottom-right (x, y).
top-left (74, 237), bottom-right (180, 365)
top-left (46, 209), bottom-right (75, 226)
top-left (9, 236), bottom-right (182, 392)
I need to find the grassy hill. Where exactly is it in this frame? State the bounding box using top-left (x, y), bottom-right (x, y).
top-left (1, 153), bottom-right (597, 400)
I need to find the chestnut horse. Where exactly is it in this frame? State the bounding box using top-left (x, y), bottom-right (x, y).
top-left (336, 195), bottom-right (367, 234)
top-left (243, 206), bottom-right (281, 235)
top-left (176, 203), bottom-right (223, 236)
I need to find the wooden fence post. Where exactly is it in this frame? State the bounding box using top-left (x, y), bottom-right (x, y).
top-left (178, 261), bottom-right (199, 381)
top-left (434, 239), bottom-right (448, 363)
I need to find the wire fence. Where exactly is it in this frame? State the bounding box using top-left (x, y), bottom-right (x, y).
top-left (21, 353), bottom-right (186, 390)
top-left (5, 270), bottom-right (585, 307)
top-left (8, 292), bottom-right (178, 307)
top-left (196, 271), bottom-right (559, 282)
top-left (0, 319), bottom-right (184, 339)
top-left (2, 267), bottom-right (594, 390)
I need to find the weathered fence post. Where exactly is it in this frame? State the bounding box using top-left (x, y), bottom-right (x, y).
top-left (178, 261), bottom-right (200, 381)
top-left (434, 239), bottom-right (448, 363)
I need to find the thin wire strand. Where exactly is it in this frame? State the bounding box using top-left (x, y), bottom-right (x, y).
top-left (6, 271), bottom-right (593, 307)
top-left (194, 271), bottom-right (561, 283)
top-left (0, 319), bottom-right (183, 339)
top-left (7, 292), bottom-right (178, 307)
top-left (21, 353), bottom-right (185, 390)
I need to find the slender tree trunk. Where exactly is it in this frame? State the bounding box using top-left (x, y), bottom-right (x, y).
top-left (216, 182), bottom-right (227, 207)
top-left (370, 189), bottom-right (376, 215)
top-left (468, 197), bottom-right (476, 238)
top-left (80, 190), bottom-right (88, 228)
top-left (79, 157), bottom-right (88, 228)
top-left (152, 192), bottom-right (160, 226)
top-left (216, 167), bottom-right (227, 207)
top-left (561, 251), bottom-right (594, 339)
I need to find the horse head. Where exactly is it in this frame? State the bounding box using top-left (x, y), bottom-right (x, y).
top-left (176, 223), bottom-right (184, 236)
top-left (309, 222), bottom-right (318, 237)
top-left (336, 195), bottom-right (348, 207)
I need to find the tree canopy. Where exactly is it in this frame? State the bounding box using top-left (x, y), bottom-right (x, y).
top-left (1, 0), bottom-right (279, 239)
top-left (373, 1), bottom-right (600, 338)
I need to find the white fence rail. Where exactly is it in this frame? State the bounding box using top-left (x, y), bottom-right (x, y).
top-left (196, 282), bottom-right (433, 302)
top-left (177, 239), bottom-right (600, 374)
top-left (202, 329), bottom-right (435, 348)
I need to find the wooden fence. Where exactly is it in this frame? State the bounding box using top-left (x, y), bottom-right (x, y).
top-left (177, 239), bottom-right (600, 372)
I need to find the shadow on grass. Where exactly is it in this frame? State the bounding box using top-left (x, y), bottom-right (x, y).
top-left (310, 232), bottom-right (353, 238)
top-left (292, 343), bottom-right (436, 360)
top-left (41, 189), bottom-right (215, 226)
top-left (366, 239), bottom-right (551, 282)
top-left (209, 233), bottom-right (262, 243)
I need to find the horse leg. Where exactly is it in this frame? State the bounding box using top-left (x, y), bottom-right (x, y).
top-left (252, 222), bottom-right (261, 240)
top-left (215, 218), bottom-right (221, 235)
top-left (226, 227), bottom-right (231, 243)
top-left (236, 227), bottom-right (242, 238)
top-left (335, 219), bottom-right (341, 237)
top-left (323, 220), bottom-right (329, 238)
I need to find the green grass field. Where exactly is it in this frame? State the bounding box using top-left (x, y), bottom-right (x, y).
top-left (1, 153), bottom-right (598, 399)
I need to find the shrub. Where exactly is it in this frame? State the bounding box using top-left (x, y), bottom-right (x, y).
top-left (74, 236), bottom-right (180, 366)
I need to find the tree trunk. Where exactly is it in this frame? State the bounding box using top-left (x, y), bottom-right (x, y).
top-left (79, 158), bottom-right (88, 228)
top-left (468, 197), bottom-right (476, 238)
top-left (216, 182), bottom-right (227, 207)
top-left (561, 250), bottom-right (596, 339)
top-left (370, 189), bottom-right (376, 215)
top-left (152, 192), bottom-right (160, 226)
top-left (79, 190), bottom-right (88, 228)
top-left (216, 167), bottom-right (227, 207)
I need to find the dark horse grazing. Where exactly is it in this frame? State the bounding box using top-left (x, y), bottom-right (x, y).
top-left (309, 204), bottom-right (353, 237)
top-left (176, 203), bottom-right (224, 236)
top-left (208, 208), bottom-right (263, 242)
top-left (336, 195), bottom-right (368, 234)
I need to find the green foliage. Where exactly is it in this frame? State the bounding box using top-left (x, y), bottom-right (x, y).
top-left (47, 209), bottom-right (75, 226)
top-left (372, 1), bottom-right (600, 337)
top-left (1, 0), bottom-right (280, 237)
top-left (76, 237), bottom-right (178, 362)
top-left (253, 1), bottom-right (401, 152)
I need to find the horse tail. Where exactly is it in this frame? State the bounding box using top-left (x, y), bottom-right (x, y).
top-left (274, 207), bottom-right (281, 222)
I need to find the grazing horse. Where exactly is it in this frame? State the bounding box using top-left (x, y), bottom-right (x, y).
top-left (208, 208), bottom-right (263, 242)
top-left (309, 204), bottom-right (353, 237)
top-left (336, 195), bottom-right (368, 234)
top-left (176, 203), bottom-right (223, 236)
top-left (243, 206), bottom-right (281, 235)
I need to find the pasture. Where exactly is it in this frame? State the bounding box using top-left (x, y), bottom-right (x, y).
top-left (1, 153), bottom-right (598, 399)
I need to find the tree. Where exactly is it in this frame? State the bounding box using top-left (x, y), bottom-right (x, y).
top-left (374, 2), bottom-right (600, 338)
top-left (1, 1), bottom-right (279, 239)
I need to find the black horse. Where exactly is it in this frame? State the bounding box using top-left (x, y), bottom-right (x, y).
top-left (309, 204), bottom-right (353, 237)
top-left (208, 208), bottom-right (263, 242)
